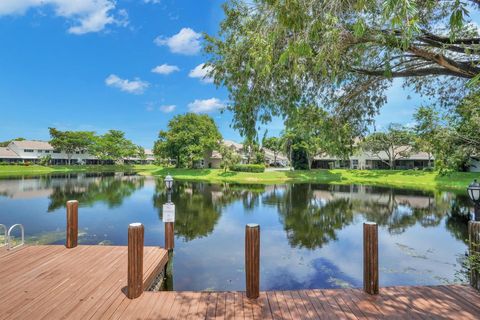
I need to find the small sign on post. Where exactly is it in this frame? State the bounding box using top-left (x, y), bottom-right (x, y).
top-left (163, 203), bottom-right (175, 223)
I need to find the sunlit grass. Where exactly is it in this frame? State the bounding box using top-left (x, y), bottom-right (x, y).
top-left (0, 164), bottom-right (478, 190)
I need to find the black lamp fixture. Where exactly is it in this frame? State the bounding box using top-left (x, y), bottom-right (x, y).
top-left (467, 179), bottom-right (480, 221)
top-left (164, 174), bottom-right (174, 190)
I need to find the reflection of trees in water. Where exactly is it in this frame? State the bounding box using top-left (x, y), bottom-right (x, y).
top-left (263, 183), bottom-right (470, 250)
top-left (47, 173), bottom-right (144, 211)
top-left (264, 184), bottom-right (354, 249)
top-left (152, 181), bottom-right (265, 241)
top-left (445, 195), bottom-right (471, 244)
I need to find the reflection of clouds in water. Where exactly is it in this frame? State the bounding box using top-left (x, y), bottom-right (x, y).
top-left (317, 222), bottom-right (465, 287)
top-left (265, 257), bottom-right (361, 290)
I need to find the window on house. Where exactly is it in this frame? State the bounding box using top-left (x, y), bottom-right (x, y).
top-left (24, 149), bottom-right (34, 153)
top-left (53, 150), bottom-right (61, 154)
top-left (38, 150), bottom-right (42, 153)
top-left (44, 150), bottom-right (50, 153)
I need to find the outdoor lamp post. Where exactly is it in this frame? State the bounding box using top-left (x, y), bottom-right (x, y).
top-left (163, 174), bottom-right (175, 252)
top-left (467, 179), bottom-right (480, 221)
top-left (164, 174), bottom-right (173, 203)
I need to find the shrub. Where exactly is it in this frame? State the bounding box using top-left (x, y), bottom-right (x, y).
top-left (231, 164), bottom-right (265, 173)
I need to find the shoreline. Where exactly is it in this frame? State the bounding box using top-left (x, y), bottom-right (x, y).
top-left (0, 164), bottom-right (478, 191)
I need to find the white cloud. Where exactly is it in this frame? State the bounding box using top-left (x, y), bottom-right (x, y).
top-left (151, 64), bottom-right (180, 75)
top-left (159, 105), bottom-right (176, 113)
top-left (189, 63), bottom-right (213, 83)
top-left (154, 27), bottom-right (202, 55)
top-left (144, 0), bottom-right (161, 3)
top-left (105, 74), bottom-right (149, 94)
top-left (187, 98), bottom-right (225, 113)
top-left (0, 0), bottom-right (128, 35)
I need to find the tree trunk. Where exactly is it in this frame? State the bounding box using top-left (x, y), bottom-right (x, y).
top-left (307, 154), bottom-right (312, 170)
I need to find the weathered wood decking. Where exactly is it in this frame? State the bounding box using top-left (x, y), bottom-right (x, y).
top-left (1, 245), bottom-right (480, 319)
top-left (0, 245), bottom-right (168, 320)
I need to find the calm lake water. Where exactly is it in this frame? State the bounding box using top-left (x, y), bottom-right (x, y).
top-left (0, 172), bottom-right (473, 291)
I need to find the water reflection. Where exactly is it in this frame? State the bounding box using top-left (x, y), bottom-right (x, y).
top-left (152, 181), bottom-right (265, 241)
top-left (0, 174), bottom-right (473, 290)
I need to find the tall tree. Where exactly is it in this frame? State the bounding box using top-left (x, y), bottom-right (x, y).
top-left (436, 90), bottom-right (480, 171)
top-left (48, 128), bottom-right (95, 165)
top-left (413, 105), bottom-right (442, 167)
top-left (218, 144), bottom-right (241, 172)
top-left (262, 136), bottom-right (282, 166)
top-left (205, 0), bottom-right (480, 138)
top-left (361, 124), bottom-right (414, 169)
top-left (154, 113), bottom-right (222, 168)
top-left (91, 130), bottom-right (138, 164)
top-left (283, 105), bottom-right (353, 170)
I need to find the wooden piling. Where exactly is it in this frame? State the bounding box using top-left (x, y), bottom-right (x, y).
top-left (165, 222), bottom-right (174, 251)
top-left (128, 222), bottom-right (144, 299)
top-left (245, 223), bottom-right (260, 299)
top-left (363, 222), bottom-right (379, 295)
top-left (66, 200), bottom-right (78, 248)
top-left (469, 221), bottom-right (480, 290)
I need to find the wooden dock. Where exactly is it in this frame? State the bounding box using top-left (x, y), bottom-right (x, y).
top-left (0, 245), bottom-right (168, 320)
top-left (1, 245), bottom-right (480, 319)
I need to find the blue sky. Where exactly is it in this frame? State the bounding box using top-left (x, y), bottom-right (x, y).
top-left (0, 0), bottom-right (470, 148)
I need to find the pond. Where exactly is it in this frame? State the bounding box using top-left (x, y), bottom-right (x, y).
top-left (0, 172), bottom-right (473, 291)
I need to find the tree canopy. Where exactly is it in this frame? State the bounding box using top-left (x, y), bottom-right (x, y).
top-left (48, 128), bottom-right (95, 164)
top-left (262, 136), bottom-right (282, 165)
top-left (205, 0), bottom-right (480, 138)
top-left (282, 105), bottom-right (354, 169)
top-left (360, 124), bottom-right (414, 169)
top-left (154, 113), bottom-right (222, 168)
top-left (91, 130), bottom-right (139, 164)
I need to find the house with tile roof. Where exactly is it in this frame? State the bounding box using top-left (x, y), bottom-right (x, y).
top-left (0, 140), bottom-right (154, 165)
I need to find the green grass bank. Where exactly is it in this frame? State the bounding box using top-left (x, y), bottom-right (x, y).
top-left (146, 167), bottom-right (479, 191)
top-left (0, 165), bottom-right (478, 191)
top-left (0, 164), bottom-right (158, 177)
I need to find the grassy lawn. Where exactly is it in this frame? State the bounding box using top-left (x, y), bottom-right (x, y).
top-left (0, 164), bottom-right (159, 177)
top-left (0, 164), bottom-right (478, 190)
top-left (146, 167), bottom-right (480, 191)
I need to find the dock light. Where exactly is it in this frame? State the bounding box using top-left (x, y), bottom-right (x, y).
top-left (164, 174), bottom-right (174, 190)
top-left (467, 179), bottom-right (480, 221)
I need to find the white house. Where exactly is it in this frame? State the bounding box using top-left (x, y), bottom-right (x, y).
top-left (200, 140), bottom-right (289, 169)
top-left (313, 149), bottom-right (433, 170)
top-left (0, 140), bottom-right (154, 165)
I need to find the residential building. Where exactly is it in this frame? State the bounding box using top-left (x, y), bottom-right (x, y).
top-left (0, 140), bottom-right (154, 165)
top-left (469, 156), bottom-right (480, 172)
top-left (200, 140), bottom-right (289, 169)
top-left (313, 149), bottom-right (433, 170)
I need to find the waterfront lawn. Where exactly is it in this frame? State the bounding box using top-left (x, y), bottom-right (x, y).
top-left (0, 164), bottom-right (158, 177)
top-left (148, 167), bottom-right (480, 190)
top-left (0, 164), bottom-right (478, 190)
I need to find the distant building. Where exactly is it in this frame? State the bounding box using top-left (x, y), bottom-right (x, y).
top-left (469, 156), bottom-right (480, 172)
top-left (200, 140), bottom-right (289, 169)
top-left (313, 149), bottom-right (433, 170)
top-left (0, 140), bottom-right (154, 165)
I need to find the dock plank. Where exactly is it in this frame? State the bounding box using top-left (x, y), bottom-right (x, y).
top-left (2, 245), bottom-right (480, 319)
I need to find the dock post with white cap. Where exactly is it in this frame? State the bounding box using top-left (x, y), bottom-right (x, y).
top-left (127, 222), bottom-right (144, 299)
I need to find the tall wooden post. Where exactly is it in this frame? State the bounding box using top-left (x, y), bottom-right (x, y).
top-left (66, 200), bottom-right (78, 248)
top-left (363, 222), bottom-right (379, 295)
top-left (469, 221), bottom-right (480, 290)
top-left (245, 223), bottom-right (260, 299)
top-left (128, 223), bottom-right (144, 299)
top-left (165, 222), bottom-right (174, 251)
